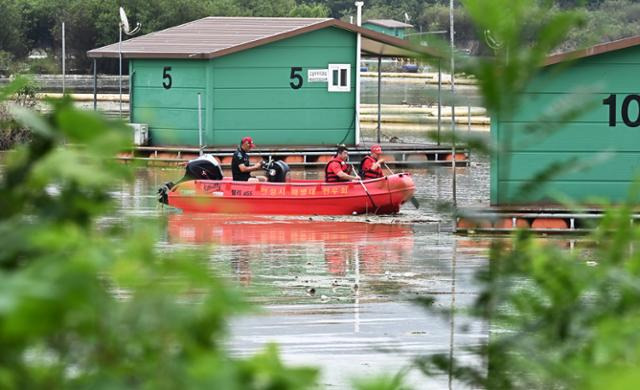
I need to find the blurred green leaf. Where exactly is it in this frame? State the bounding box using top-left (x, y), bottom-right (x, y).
top-left (8, 105), bottom-right (53, 137)
top-left (236, 344), bottom-right (318, 389)
top-left (0, 79), bottom-right (318, 389)
top-left (410, 1), bottom-right (640, 389)
top-left (353, 371), bottom-right (411, 390)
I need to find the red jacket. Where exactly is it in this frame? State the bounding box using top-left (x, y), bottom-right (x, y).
top-left (325, 157), bottom-right (352, 182)
top-left (359, 155), bottom-right (383, 179)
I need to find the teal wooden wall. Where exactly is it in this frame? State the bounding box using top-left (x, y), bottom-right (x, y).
top-left (130, 27), bottom-right (356, 147)
top-left (210, 27), bottom-right (356, 146)
top-left (130, 59), bottom-right (207, 146)
top-left (491, 45), bottom-right (640, 205)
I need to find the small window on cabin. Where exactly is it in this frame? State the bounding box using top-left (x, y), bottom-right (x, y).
top-left (328, 64), bottom-right (351, 92)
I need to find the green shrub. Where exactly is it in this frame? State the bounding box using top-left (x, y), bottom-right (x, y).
top-left (26, 56), bottom-right (59, 75)
top-left (0, 77), bottom-right (38, 150)
top-left (0, 51), bottom-right (15, 77)
top-left (0, 80), bottom-right (319, 388)
top-left (414, 1), bottom-right (640, 388)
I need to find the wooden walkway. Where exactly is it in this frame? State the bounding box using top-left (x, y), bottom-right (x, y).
top-left (118, 142), bottom-right (469, 167)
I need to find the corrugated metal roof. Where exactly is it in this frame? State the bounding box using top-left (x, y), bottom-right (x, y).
top-left (364, 19), bottom-right (413, 29)
top-left (87, 17), bottom-right (434, 59)
top-left (545, 35), bottom-right (640, 66)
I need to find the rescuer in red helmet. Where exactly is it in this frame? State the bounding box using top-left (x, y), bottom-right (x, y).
top-left (359, 144), bottom-right (385, 180)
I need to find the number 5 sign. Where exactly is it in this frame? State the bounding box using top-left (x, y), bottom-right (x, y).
top-left (162, 66), bottom-right (172, 89)
top-left (289, 67), bottom-right (303, 89)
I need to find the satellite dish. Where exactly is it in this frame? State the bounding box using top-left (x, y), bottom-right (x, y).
top-left (119, 7), bottom-right (130, 33)
top-left (119, 7), bottom-right (141, 35)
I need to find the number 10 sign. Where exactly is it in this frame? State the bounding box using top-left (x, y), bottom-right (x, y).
top-left (603, 94), bottom-right (640, 127)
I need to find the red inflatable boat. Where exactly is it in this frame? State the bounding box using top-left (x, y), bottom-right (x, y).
top-left (160, 173), bottom-right (416, 215)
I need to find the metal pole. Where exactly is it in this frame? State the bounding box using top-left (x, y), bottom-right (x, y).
top-left (450, 0), bottom-right (457, 208)
top-left (62, 22), bottom-right (65, 94)
top-left (467, 102), bottom-right (471, 161)
top-left (437, 58), bottom-right (442, 146)
top-left (354, 246), bottom-right (360, 333)
top-left (377, 55), bottom-right (382, 144)
top-left (93, 58), bottom-right (97, 111)
top-left (129, 70), bottom-right (134, 122)
top-left (119, 26), bottom-right (122, 119)
top-left (355, 1), bottom-right (364, 146)
top-left (198, 93), bottom-right (203, 155)
top-left (448, 239), bottom-right (457, 390)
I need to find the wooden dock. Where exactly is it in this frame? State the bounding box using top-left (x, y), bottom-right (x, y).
top-left (118, 143), bottom-right (469, 167)
top-left (455, 206), bottom-right (636, 234)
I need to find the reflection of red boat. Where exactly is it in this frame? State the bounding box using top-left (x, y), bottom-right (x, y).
top-left (167, 214), bottom-right (414, 276)
top-left (167, 214), bottom-right (412, 245)
top-left (164, 174), bottom-right (415, 215)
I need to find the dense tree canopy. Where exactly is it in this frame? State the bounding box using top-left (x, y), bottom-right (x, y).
top-left (0, 0), bottom-right (637, 74)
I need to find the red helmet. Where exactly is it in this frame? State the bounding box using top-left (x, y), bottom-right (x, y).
top-left (370, 144), bottom-right (382, 154)
top-left (241, 136), bottom-right (255, 146)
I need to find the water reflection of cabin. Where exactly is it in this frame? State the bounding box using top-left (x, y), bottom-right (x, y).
top-left (491, 36), bottom-right (640, 205)
top-left (87, 17), bottom-right (435, 147)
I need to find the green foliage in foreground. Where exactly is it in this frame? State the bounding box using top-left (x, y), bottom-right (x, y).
top-left (0, 80), bottom-right (317, 389)
top-left (0, 78), bottom-right (38, 150)
top-left (419, 203), bottom-right (640, 389)
top-left (414, 0), bottom-right (640, 388)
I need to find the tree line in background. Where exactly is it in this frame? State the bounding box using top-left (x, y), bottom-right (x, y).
top-left (1, 0), bottom-right (639, 74)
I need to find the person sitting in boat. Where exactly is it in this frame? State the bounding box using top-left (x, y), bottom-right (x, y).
top-left (232, 136), bottom-right (266, 182)
top-left (325, 145), bottom-right (359, 182)
top-left (359, 144), bottom-right (385, 180)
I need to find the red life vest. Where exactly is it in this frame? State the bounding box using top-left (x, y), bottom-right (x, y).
top-left (359, 155), bottom-right (383, 179)
top-left (324, 157), bottom-right (352, 182)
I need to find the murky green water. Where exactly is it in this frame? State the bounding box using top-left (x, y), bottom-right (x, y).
top-left (111, 154), bottom-right (491, 388)
top-left (6, 142), bottom-right (579, 388)
top-left (361, 78), bottom-right (482, 107)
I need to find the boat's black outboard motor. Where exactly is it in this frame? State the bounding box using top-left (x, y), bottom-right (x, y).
top-left (183, 154), bottom-right (224, 181)
top-left (158, 154), bottom-right (223, 205)
top-left (263, 160), bottom-right (290, 183)
top-left (157, 181), bottom-right (174, 205)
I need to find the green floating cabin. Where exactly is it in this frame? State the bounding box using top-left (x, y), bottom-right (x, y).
top-left (88, 17), bottom-right (431, 147)
top-left (362, 19), bottom-right (413, 39)
top-left (491, 36), bottom-right (640, 205)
